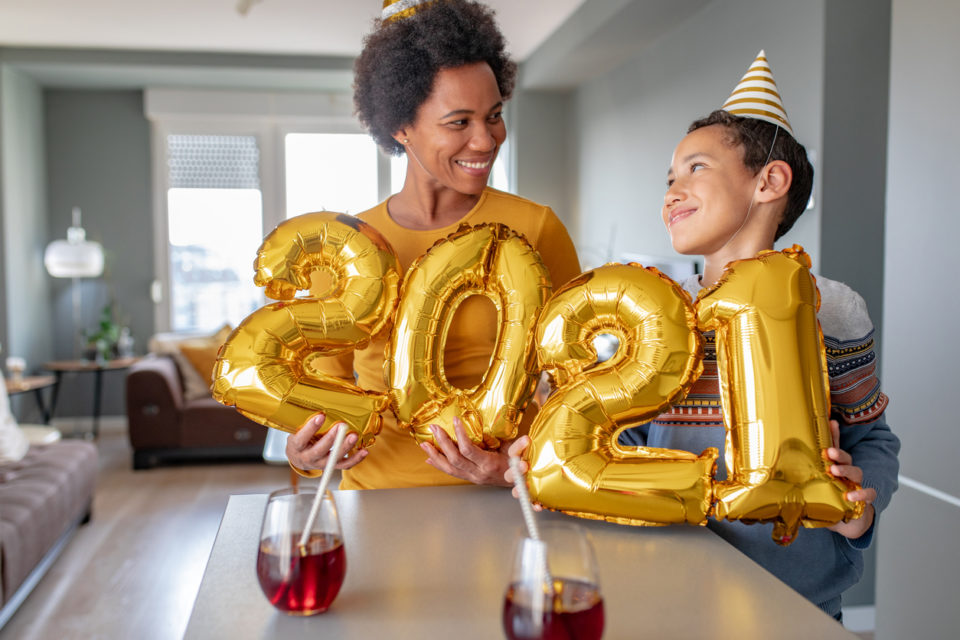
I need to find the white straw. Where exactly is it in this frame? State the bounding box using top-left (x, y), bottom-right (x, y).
top-left (509, 456), bottom-right (541, 541)
top-left (298, 423), bottom-right (348, 552)
top-left (508, 456), bottom-right (555, 611)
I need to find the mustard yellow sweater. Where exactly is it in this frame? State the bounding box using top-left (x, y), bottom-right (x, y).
top-left (315, 187), bottom-right (581, 490)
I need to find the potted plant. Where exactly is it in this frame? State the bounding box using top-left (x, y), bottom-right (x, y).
top-left (83, 303), bottom-right (123, 362)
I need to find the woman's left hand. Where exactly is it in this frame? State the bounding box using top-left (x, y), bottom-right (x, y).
top-left (419, 416), bottom-right (512, 486)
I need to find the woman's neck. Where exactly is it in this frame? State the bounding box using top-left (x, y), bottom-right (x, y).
top-left (387, 174), bottom-right (483, 230)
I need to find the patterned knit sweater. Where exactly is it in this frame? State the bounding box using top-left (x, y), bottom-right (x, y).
top-left (621, 274), bottom-right (900, 617)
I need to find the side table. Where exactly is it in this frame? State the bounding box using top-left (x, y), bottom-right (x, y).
top-left (43, 357), bottom-right (139, 439)
top-left (4, 375), bottom-right (57, 423)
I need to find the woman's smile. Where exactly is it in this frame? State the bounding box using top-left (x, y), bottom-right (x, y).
top-left (455, 155), bottom-right (495, 175)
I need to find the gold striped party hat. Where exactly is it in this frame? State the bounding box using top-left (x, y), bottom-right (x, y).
top-left (721, 50), bottom-right (793, 135)
top-left (382, 0), bottom-right (437, 22)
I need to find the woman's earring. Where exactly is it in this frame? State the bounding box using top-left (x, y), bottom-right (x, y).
top-left (403, 138), bottom-right (409, 144)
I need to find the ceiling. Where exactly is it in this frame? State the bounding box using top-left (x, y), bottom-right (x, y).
top-left (0, 0), bottom-right (588, 61)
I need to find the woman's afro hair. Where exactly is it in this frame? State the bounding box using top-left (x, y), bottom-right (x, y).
top-left (354, 0), bottom-right (517, 156)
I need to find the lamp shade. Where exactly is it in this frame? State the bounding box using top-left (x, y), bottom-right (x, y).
top-left (44, 239), bottom-right (104, 278)
top-left (44, 206), bottom-right (104, 278)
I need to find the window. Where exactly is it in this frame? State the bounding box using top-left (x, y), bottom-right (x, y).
top-left (285, 133), bottom-right (380, 217)
top-left (165, 135), bottom-right (264, 333)
top-left (149, 89), bottom-right (513, 333)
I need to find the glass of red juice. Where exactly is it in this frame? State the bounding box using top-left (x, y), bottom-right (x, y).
top-left (502, 522), bottom-right (605, 640)
top-left (256, 486), bottom-right (346, 616)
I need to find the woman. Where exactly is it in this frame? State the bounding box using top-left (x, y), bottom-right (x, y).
top-left (286, 0), bottom-right (581, 489)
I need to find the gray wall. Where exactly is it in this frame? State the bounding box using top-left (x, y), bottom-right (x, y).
top-left (820, 0), bottom-right (891, 342)
top-left (875, 0), bottom-right (960, 637)
top-left (0, 65), bottom-right (54, 422)
top-left (567, 0), bottom-right (824, 270)
top-left (818, 0), bottom-right (893, 606)
top-left (44, 90), bottom-right (154, 416)
top-left (512, 89), bottom-right (575, 236)
top-left (523, 0), bottom-right (897, 611)
top-left (0, 65), bottom-right (8, 362)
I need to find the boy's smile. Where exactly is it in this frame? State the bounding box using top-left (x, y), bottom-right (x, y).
top-left (662, 124), bottom-right (761, 258)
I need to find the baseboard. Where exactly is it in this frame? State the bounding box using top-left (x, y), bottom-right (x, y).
top-left (133, 446), bottom-right (266, 470)
top-left (842, 605), bottom-right (875, 632)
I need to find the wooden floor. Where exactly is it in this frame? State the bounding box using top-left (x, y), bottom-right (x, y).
top-left (0, 417), bottom-right (292, 640)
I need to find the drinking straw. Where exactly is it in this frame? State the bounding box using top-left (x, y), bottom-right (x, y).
top-left (508, 455), bottom-right (555, 617)
top-left (298, 423), bottom-right (348, 554)
top-left (508, 456), bottom-right (542, 541)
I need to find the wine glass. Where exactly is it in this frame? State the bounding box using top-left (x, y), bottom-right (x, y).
top-left (502, 522), bottom-right (605, 640)
top-left (256, 486), bottom-right (346, 615)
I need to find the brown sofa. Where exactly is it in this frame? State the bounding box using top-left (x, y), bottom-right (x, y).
top-left (125, 354), bottom-right (267, 469)
top-left (0, 439), bottom-right (97, 628)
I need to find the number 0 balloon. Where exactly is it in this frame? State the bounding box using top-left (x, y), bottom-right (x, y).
top-left (386, 223), bottom-right (552, 448)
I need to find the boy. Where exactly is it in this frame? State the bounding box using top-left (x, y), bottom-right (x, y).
top-left (509, 51), bottom-right (900, 620)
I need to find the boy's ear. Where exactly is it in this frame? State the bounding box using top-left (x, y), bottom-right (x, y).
top-left (754, 160), bottom-right (793, 203)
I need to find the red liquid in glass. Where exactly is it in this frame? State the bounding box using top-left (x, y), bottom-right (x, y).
top-left (257, 533), bottom-right (346, 615)
top-left (502, 578), bottom-right (605, 640)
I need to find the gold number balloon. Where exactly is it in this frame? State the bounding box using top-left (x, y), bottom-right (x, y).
top-left (212, 212), bottom-right (402, 446)
top-left (386, 223), bottom-right (552, 448)
top-left (697, 247), bottom-right (863, 544)
top-left (525, 264), bottom-right (716, 526)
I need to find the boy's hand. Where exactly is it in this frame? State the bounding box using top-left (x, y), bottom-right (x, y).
top-left (826, 419), bottom-right (876, 539)
top-left (503, 436), bottom-right (543, 511)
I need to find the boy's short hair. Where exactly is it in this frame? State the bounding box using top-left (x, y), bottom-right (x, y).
top-left (689, 110), bottom-right (814, 240)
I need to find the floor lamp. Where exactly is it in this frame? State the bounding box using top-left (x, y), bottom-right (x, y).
top-left (44, 207), bottom-right (104, 358)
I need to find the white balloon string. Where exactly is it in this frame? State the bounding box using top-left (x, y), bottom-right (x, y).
top-left (717, 125), bottom-right (781, 255)
top-left (298, 423), bottom-right (348, 554)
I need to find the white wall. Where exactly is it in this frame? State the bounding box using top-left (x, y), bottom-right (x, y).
top-left (875, 0), bottom-right (960, 637)
top-left (569, 0), bottom-right (825, 269)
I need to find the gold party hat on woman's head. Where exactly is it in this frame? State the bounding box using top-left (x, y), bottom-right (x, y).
top-left (382, 0), bottom-right (437, 22)
top-left (721, 50), bottom-right (793, 135)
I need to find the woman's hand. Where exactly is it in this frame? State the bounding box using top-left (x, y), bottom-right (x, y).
top-left (419, 417), bottom-right (512, 486)
top-left (285, 413), bottom-right (369, 472)
top-left (826, 419), bottom-right (876, 539)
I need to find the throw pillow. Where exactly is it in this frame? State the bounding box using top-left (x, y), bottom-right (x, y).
top-left (149, 325), bottom-right (233, 402)
top-left (178, 324), bottom-right (233, 400)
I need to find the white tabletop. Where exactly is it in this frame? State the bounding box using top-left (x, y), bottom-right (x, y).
top-left (185, 486), bottom-right (855, 639)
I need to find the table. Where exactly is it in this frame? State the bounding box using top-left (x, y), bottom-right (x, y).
top-left (4, 375), bottom-right (57, 423)
top-left (43, 357), bottom-right (139, 439)
top-left (184, 487), bottom-right (856, 639)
